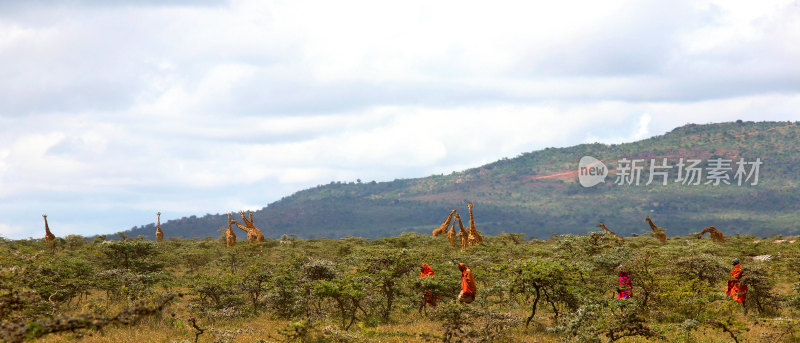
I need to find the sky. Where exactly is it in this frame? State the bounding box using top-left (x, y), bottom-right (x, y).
top-left (1, 0), bottom-right (799, 239)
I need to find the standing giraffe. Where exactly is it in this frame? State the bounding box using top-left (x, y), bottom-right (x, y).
top-left (43, 214), bottom-right (55, 247)
top-left (242, 211), bottom-right (265, 242)
top-left (455, 213), bottom-right (469, 250)
top-left (447, 215), bottom-right (458, 248)
top-left (467, 203), bottom-right (483, 246)
top-left (155, 212), bottom-right (164, 242)
top-left (225, 213), bottom-right (236, 247)
top-left (645, 216), bottom-right (667, 243)
top-left (230, 211), bottom-right (265, 242)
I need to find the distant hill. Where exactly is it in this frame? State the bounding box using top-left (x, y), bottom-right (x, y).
top-left (119, 121), bottom-right (800, 240)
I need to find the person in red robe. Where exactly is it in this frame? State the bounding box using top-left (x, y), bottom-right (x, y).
top-left (420, 263), bottom-right (437, 304)
top-left (726, 258), bottom-right (747, 306)
top-left (458, 263), bottom-right (476, 303)
top-left (420, 263), bottom-right (435, 278)
top-left (616, 265), bottom-right (632, 299)
top-left (418, 263), bottom-right (437, 313)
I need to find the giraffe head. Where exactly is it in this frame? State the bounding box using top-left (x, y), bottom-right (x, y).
top-left (645, 216), bottom-right (651, 222)
top-left (596, 223), bottom-right (604, 228)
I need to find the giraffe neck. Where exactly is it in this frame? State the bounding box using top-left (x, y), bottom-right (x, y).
top-left (231, 220), bottom-right (251, 232)
top-left (44, 217), bottom-right (51, 235)
top-left (468, 206), bottom-right (475, 230)
top-left (646, 218), bottom-right (657, 230)
top-left (241, 212), bottom-right (253, 227)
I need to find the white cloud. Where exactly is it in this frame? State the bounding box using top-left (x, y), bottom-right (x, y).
top-left (0, 0), bottom-right (798, 238)
top-left (0, 223), bottom-right (21, 239)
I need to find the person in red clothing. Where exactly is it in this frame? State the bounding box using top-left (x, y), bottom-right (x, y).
top-left (616, 265), bottom-right (632, 299)
top-left (420, 263), bottom-right (435, 278)
top-left (418, 263), bottom-right (438, 313)
top-left (458, 263), bottom-right (476, 303)
top-left (726, 258), bottom-right (747, 308)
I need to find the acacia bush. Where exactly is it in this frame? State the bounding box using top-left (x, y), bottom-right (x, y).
top-left (1, 232), bottom-right (799, 342)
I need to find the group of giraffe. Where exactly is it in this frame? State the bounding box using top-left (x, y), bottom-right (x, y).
top-left (40, 210), bottom-right (265, 248)
top-left (431, 202), bottom-right (483, 250)
top-left (156, 210), bottom-right (265, 246)
top-left (596, 216), bottom-right (725, 243)
top-left (225, 211), bottom-right (266, 245)
top-left (39, 208), bottom-right (725, 248)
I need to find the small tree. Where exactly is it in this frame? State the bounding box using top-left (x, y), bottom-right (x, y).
top-left (189, 273), bottom-right (244, 318)
top-left (313, 275), bottom-right (367, 330)
top-left (241, 264), bottom-right (272, 314)
top-left (357, 250), bottom-right (416, 321)
top-left (740, 265), bottom-right (781, 315)
top-left (101, 240), bottom-right (165, 274)
top-left (510, 258), bottom-right (580, 326)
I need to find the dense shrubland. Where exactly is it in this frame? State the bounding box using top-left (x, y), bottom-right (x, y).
top-left (1, 231), bottom-right (799, 342)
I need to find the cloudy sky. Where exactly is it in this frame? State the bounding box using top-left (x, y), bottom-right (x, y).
top-left (1, 0), bottom-right (799, 239)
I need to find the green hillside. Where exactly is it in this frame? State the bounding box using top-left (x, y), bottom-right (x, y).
top-left (120, 121), bottom-right (800, 240)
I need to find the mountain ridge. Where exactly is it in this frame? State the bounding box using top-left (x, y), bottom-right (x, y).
top-left (119, 120), bottom-right (800, 240)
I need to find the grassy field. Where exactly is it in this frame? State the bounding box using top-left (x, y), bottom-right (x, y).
top-left (2, 231), bottom-right (800, 342)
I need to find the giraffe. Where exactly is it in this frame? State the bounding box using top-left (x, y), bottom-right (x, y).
top-left (596, 223), bottom-right (625, 241)
top-left (696, 226), bottom-right (725, 243)
top-left (447, 213), bottom-right (458, 247)
top-left (645, 216), bottom-right (667, 243)
top-left (432, 209), bottom-right (456, 236)
top-left (42, 214), bottom-right (55, 247)
top-left (242, 211), bottom-right (254, 227)
top-left (229, 217), bottom-right (253, 241)
top-left (225, 213), bottom-right (236, 247)
top-left (155, 212), bottom-right (164, 242)
top-left (455, 213), bottom-right (469, 250)
top-left (230, 211), bottom-right (265, 242)
top-left (466, 203), bottom-right (483, 246)
top-left (242, 211), bottom-right (265, 242)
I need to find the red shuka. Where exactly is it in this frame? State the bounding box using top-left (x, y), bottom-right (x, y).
top-left (459, 263), bottom-right (477, 296)
top-left (420, 263), bottom-right (435, 278)
top-left (420, 263), bottom-right (438, 306)
top-left (726, 264), bottom-right (747, 304)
